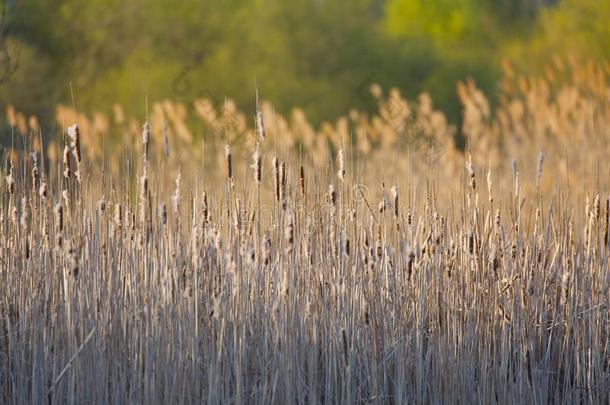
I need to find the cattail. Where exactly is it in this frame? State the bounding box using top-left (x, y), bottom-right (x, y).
top-left (31, 152), bottom-right (39, 191)
top-left (330, 208), bottom-right (337, 257)
top-left (375, 225), bottom-right (382, 259)
top-left (160, 202), bottom-right (167, 226)
top-left (24, 236), bottom-right (30, 259)
top-left (67, 124), bottom-right (81, 163)
top-left (337, 147), bottom-right (345, 180)
top-left (256, 110), bottom-right (265, 140)
top-left (139, 167), bottom-right (148, 223)
top-left (272, 157), bottom-right (280, 203)
top-left (299, 164), bottom-right (305, 197)
top-left (39, 182), bottom-right (47, 199)
top-left (140, 166), bottom-right (148, 197)
top-left (593, 194), bottom-right (600, 221)
top-left (142, 122), bottom-right (151, 162)
top-left (535, 151), bottom-right (544, 188)
top-left (341, 329), bottom-right (349, 364)
top-left (41, 209), bottom-right (49, 247)
top-left (114, 203), bottom-right (122, 228)
top-left (280, 160), bottom-right (287, 209)
top-left (378, 196), bottom-right (386, 214)
top-left (406, 246), bottom-right (415, 280)
top-left (247, 209), bottom-right (255, 237)
top-left (465, 228), bottom-right (474, 255)
top-left (328, 184), bottom-right (337, 207)
top-left (262, 231), bottom-right (272, 265)
top-left (63, 145), bottom-right (71, 179)
top-left (202, 191), bottom-right (209, 225)
top-left (486, 168), bottom-right (493, 204)
top-left (252, 147), bottom-right (261, 184)
top-left (225, 144), bottom-right (232, 179)
top-left (10, 205), bottom-right (17, 226)
top-left (342, 230), bottom-right (350, 257)
top-left (68, 124), bottom-right (81, 183)
top-left (62, 190), bottom-right (70, 207)
top-left (391, 185), bottom-right (399, 217)
top-left (466, 154), bottom-right (476, 191)
top-left (19, 197), bottom-right (28, 228)
top-left (54, 203), bottom-right (63, 232)
top-left (172, 172), bottom-right (181, 214)
top-left (97, 196), bottom-right (106, 213)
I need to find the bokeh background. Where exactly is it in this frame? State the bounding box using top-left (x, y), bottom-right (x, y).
top-left (0, 0), bottom-right (608, 135)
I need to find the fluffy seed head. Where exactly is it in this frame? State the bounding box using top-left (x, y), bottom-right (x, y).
top-left (337, 148), bottom-right (345, 180)
top-left (67, 124), bottom-right (81, 163)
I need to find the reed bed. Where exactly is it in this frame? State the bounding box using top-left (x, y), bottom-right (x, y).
top-left (0, 59), bottom-right (609, 404)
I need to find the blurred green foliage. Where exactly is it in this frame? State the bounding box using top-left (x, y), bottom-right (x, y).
top-left (0, 0), bottom-right (608, 128)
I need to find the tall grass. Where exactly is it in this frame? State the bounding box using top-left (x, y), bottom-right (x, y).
top-left (1, 58), bottom-right (609, 404)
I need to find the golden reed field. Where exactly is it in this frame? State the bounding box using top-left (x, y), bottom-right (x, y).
top-left (1, 59), bottom-right (609, 404)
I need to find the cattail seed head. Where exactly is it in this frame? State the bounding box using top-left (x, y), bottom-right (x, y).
top-left (328, 184), bottom-right (337, 206)
top-left (160, 202), bottom-right (167, 225)
top-left (63, 145), bottom-right (71, 179)
top-left (97, 196), bottom-right (106, 213)
top-left (466, 155), bottom-right (476, 191)
top-left (280, 160), bottom-right (286, 209)
top-left (299, 165), bottom-right (305, 197)
top-left (273, 157), bottom-right (280, 202)
top-left (256, 110), bottom-right (265, 140)
top-left (62, 190), bottom-right (70, 207)
top-left (31, 152), bottom-right (39, 191)
top-left (39, 182), bottom-right (48, 199)
top-left (252, 148), bottom-right (261, 184)
top-left (54, 203), bottom-right (63, 232)
top-left (10, 205), bottom-right (17, 226)
top-left (465, 228), bottom-right (474, 255)
top-left (225, 144), bottom-right (232, 179)
top-left (378, 197), bottom-right (386, 214)
top-left (391, 185), bottom-right (399, 217)
top-left (142, 122), bottom-right (151, 162)
top-left (67, 124), bottom-right (81, 163)
top-left (262, 231), bottom-right (272, 265)
top-left (486, 168), bottom-right (493, 204)
top-left (202, 191), bottom-right (209, 225)
top-left (20, 197), bottom-right (28, 228)
top-left (114, 203), bottom-right (122, 227)
top-left (337, 148), bottom-right (345, 180)
top-left (172, 172), bottom-right (182, 214)
top-left (593, 194), bottom-right (600, 221)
